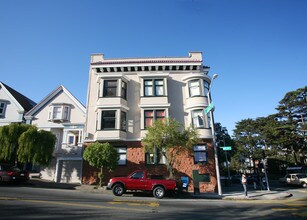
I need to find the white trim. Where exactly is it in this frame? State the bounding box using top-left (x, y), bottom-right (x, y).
top-left (139, 103), bottom-right (171, 108)
top-left (137, 73), bottom-right (170, 78)
top-left (95, 105), bottom-right (130, 111)
top-left (0, 82), bottom-right (24, 112)
top-left (25, 85), bottom-right (85, 117)
top-left (182, 73), bottom-right (211, 82)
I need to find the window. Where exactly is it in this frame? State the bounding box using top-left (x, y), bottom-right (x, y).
top-left (192, 110), bottom-right (205, 128)
top-left (0, 101), bottom-right (7, 117)
top-left (194, 145), bottom-right (207, 164)
top-left (121, 81), bottom-right (127, 99)
top-left (101, 111), bottom-right (116, 129)
top-left (145, 148), bottom-right (166, 165)
top-left (103, 80), bottom-right (117, 97)
top-left (63, 106), bottom-right (70, 120)
top-left (131, 171), bottom-right (144, 179)
top-left (68, 136), bottom-right (75, 145)
top-left (189, 79), bottom-right (201, 97)
top-left (144, 79), bottom-right (164, 96)
top-left (120, 111), bottom-right (127, 131)
top-left (48, 105), bottom-right (71, 121)
top-left (144, 80), bottom-right (153, 96)
top-left (116, 147), bottom-right (127, 165)
top-left (68, 134), bottom-right (79, 146)
top-left (144, 110), bottom-right (165, 127)
top-left (155, 80), bottom-right (164, 96)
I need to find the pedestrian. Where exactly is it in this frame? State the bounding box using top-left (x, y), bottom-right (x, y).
top-left (262, 176), bottom-right (267, 190)
top-left (242, 173), bottom-right (248, 197)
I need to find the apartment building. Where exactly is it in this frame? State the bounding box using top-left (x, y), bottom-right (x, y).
top-left (83, 52), bottom-right (217, 192)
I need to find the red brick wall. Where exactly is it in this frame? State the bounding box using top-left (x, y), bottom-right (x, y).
top-left (82, 141), bottom-right (217, 193)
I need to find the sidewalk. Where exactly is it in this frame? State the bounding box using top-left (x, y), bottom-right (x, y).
top-left (28, 179), bottom-right (293, 200)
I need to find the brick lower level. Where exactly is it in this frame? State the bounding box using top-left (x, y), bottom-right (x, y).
top-left (82, 140), bottom-right (217, 193)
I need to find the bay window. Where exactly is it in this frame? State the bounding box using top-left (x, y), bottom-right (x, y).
top-left (192, 109), bottom-right (205, 128)
top-left (103, 80), bottom-right (117, 97)
top-left (189, 79), bottom-right (201, 97)
top-left (48, 104), bottom-right (71, 121)
top-left (101, 110), bottom-right (116, 129)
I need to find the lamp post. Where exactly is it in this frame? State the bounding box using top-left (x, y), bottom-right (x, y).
top-left (208, 73), bottom-right (222, 196)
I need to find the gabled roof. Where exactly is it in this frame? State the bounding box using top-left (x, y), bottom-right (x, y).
top-left (25, 85), bottom-right (85, 116)
top-left (0, 82), bottom-right (36, 112)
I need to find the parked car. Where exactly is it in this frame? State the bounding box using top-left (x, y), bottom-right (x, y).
top-left (279, 173), bottom-right (307, 188)
top-left (107, 170), bottom-right (178, 199)
top-left (0, 164), bottom-right (29, 183)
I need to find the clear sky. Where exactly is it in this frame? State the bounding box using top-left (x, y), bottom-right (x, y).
top-left (1, 0), bottom-right (306, 135)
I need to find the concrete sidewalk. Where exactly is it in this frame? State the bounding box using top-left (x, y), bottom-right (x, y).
top-left (27, 179), bottom-right (293, 200)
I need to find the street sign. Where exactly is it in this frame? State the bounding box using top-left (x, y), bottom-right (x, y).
top-left (205, 102), bottom-right (214, 114)
top-left (221, 146), bottom-right (232, 151)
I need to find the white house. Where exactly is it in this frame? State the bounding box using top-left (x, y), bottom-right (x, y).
top-left (25, 85), bottom-right (86, 183)
top-left (0, 81), bottom-right (36, 126)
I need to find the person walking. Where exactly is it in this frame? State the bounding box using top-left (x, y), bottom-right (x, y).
top-left (262, 175), bottom-right (267, 190)
top-left (242, 173), bottom-right (248, 197)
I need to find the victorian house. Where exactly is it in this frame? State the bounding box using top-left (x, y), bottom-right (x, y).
top-left (25, 85), bottom-right (86, 183)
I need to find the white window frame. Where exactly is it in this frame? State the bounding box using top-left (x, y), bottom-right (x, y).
top-left (189, 79), bottom-right (201, 97)
top-left (192, 109), bottom-right (205, 128)
top-left (193, 145), bottom-right (207, 164)
top-left (101, 110), bottom-right (116, 130)
top-left (145, 148), bottom-right (166, 165)
top-left (144, 79), bottom-right (164, 96)
top-left (116, 147), bottom-right (127, 165)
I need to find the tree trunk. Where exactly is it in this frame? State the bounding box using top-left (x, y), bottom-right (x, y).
top-left (291, 146), bottom-right (298, 165)
top-left (99, 166), bottom-right (104, 187)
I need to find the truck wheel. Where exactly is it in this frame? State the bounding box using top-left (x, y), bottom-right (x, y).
top-left (153, 186), bottom-right (165, 199)
top-left (302, 182), bottom-right (307, 188)
top-left (112, 184), bottom-right (124, 196)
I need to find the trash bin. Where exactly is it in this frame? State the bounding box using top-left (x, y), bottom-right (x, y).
top-left (181, 176), bottom-right (189, 192)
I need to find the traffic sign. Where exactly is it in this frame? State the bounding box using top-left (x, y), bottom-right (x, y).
top-left (221, 146), bottom-right (232, 151)
top-left (205, 102), bottom-right (214, 114)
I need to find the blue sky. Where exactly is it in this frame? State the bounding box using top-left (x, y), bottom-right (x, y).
top-left (1, 0), bottom-right (306, 135)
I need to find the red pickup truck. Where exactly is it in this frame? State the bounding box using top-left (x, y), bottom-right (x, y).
top-left (107, 170), bottom-right (178, 199)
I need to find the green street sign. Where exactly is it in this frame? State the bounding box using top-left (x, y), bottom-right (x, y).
top-left (205, 102), bottom-right (214, 114)
top-left (221, 146), bottom-right (232, 151)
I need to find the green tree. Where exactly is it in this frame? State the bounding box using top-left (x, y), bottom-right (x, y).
top-left (233, 118), bottom-right (264, 172)
top-left (0, 123), bottom-right (31, 164)
top-left (0, 124), bottom-right (55, 167)
top-left (83, 142), bottom-right (119, 187)
top-left (18, 127), bottom-right (56, 166)
top-left (142, 118), bottom-right (199, 179)
top-left (275, 86), bottom-right (307, 165)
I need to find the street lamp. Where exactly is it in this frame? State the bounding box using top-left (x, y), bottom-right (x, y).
top-left (208, 73), bottom-right (222, 196)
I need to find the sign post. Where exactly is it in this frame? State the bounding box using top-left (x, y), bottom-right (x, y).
top-left (220, 146), bottom-right (232, 186)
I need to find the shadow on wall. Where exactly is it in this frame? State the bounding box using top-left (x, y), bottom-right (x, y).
top-left (39, 158), bottom-right (82, 183)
